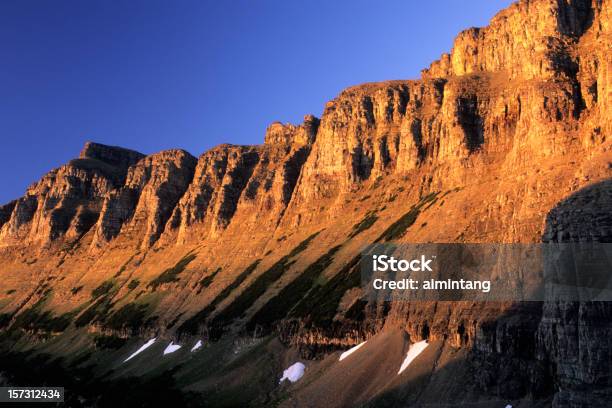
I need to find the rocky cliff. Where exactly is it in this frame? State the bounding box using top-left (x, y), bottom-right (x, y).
top-left (0, 0), bottom-right (611, 407)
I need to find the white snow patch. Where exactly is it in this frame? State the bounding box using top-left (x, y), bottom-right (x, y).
top-left (505, 405), bottom-right (512, 408)
top-left (163, 341), bottom-right (182, 355)
top-left (397, 340), bottom-right (428, 375)
top-left (190, 340), bottom-right (203, 352)
top-left (339, 341), bottom-right (367, 361)
top-left (124, 338), bottom-right (156, 362)
top-left (279, 362), bottom-right (305, 383)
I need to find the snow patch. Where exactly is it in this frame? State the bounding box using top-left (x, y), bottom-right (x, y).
top-left (279, 362), bottom-right (305, 383)
top-left (505, 405), bottom-right (512, 408)
top-left (190, 340), bottom-right (203, 352)
top-left (124, 338), bottom-right (156, 362)
top-left (398, 340), bottom-right (428, 374)
top-left (339, 341), bottom-right (367, 361)
top-left (163, 341), bottom-right (182, 355)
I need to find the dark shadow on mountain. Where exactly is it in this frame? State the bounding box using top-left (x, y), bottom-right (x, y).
top-left (361, 179), bottom-right (612, 408)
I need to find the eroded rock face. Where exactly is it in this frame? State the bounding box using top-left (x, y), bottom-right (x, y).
top-left (423, 0), bottom-right (597, 80)
top-left (0, 143), bottom-right (144, 246)
top-left (1, 0), bottom-right (608, 250)
top-left (0, 0), bottom-right (610, 406)
top-left (263, 114), bottom-right (319, 146)
top-left (537, 180), bottom-right (612, 407)
top-left (0, 201), bottom-right (16, 229)
top-left (79, 142), bottom-right (145, 176)
top-left (168, 115), bottom-right (319, 243)
top-left (169, 144), bottom-right (261, 242)
top-left (91, 149), bottom-right (197, 249)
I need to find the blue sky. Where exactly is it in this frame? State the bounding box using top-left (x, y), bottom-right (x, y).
top-left (0, 0), bottom-right (512, 204)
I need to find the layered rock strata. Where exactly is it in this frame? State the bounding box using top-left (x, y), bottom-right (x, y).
top-left (0, 0), bottom-right (610, 406)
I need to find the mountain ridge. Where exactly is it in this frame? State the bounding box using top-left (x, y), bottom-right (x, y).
top-left (0, 0), bottom-right (611, 406)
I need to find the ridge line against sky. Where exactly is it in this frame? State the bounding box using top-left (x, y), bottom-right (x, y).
top-left (0, 0), bottom-right (512, 204)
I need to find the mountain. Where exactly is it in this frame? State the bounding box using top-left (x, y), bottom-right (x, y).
top-left (0, 0), bottom-right (611, 406)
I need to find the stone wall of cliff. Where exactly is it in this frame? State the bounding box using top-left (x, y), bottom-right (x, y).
top-left (0, 0), bottom-right (610, 406)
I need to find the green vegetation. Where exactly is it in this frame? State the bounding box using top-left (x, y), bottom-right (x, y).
top-left (70, 286), bottom-right (83, 295)
top-left (210, 258), bottom-right (294, 331)
top-left (0, 350), bottom-right (195, 407)
top-left (177, 260), bottom-right (261, 335)
top-left (114, 254), bottom-right (136, 277)
top-left (287, 232), bottom-right (319, 257)
top-left (149, 252), bottom-right (197, 290)
top-left (247, 245), bottom-right (341, 332)
top-left (39, 311), bottom-right (76, 332)
top-left (375, 191), bottom-right (439, 242)
top-left (290, 253), bottom-right (362, 326)
top-left (196, 267), bottom-right (222, 293)
top-left (349, 211), bottom-right (378, 238)
top-left (6, 289), bottom-right (16, 295)
top-left (11, 291), bottom-right (76, 333)
top-left (93, 334), bottom-right (127, 350)
top-left (283, 193), bottom-right (441, 327)
top-left (35, 285), bottom-right (51, 296)
top-left (75, 275), bottom-right (134, 327)
top-left (75, 296), bottom-right (112, 327)
top-left (91, 280), bottom-right (115, 299)
top-left (210, 232), bottom-right (320, 333)
top-left (105, 303), bottom-right (149, 331)
top-left (114, 266), bottom-right (126, 278)
top-left (127, 279), bottom-right (140, 290)
top-left (376, 208), bottom-right (419, 241)
top-left (75, 290), bottom-right (156, 332)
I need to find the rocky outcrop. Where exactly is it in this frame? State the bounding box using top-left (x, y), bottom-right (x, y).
top-left (91, 149), bottom-right (197, 249)
top-left (79, 142), bottom-right (145, 180)
top-left (0, 1), bottom-right (610, 407)
top-left (542, 180), bottom-right (612, 243)
top-left (168, 144), bottom-right (261, 242)
top-left (1, 1), bottom-right (608, 249)
top-left (0, 143), bottom-right (144, 246)
top-left (263, 114), bottom-right (319, 146)
top-left (422, 0), bottom-right (599, 81)
top-left (168, 115), bottom-right (318, 243)
top-left (0, 201), bottom-right (17, 230)
top-left (536, 180), bottom-right (612, 407)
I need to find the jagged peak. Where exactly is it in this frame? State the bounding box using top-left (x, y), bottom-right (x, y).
top-left (197, 143), bottom-right (260, 158)
top-left (264, 114), bottom-right (319, 146)
top-left (337, 80), bottom-right (413, 97)
top-left (138, 148), bottom-right (196, 163)
top-left (421, 0), bottom-right (600, 80)
top-left (79, 141), bottom-right (145, 168)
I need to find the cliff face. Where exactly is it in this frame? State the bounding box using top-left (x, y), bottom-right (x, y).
top-left (168, 115), bottom-right (318, 244)
top-left (0, 0), bottom-right (611, 406)
top-left (91, 149), bottom-right (197, 249)
top-left (0, 142), bottom-right (144, 246)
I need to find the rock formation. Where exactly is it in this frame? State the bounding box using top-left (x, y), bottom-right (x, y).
top-left (0, 0), bottom-right (610, 406)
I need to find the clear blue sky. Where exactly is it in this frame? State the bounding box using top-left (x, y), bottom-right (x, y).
top-left (0, 0), bottom-right (512, 204)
